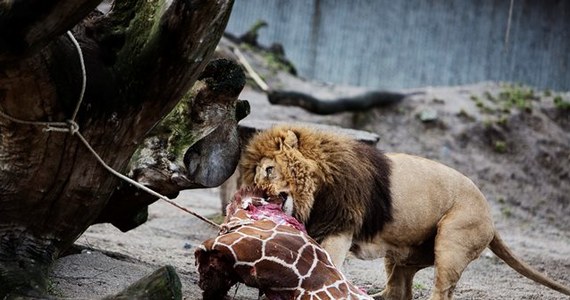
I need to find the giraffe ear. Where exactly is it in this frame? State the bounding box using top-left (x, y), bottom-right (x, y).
top-left (282, 130), bottom-right (298, 149)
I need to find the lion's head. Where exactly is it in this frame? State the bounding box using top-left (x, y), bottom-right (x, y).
top-left (239, 126), bottom-right (322, 223)
top-left (240, 124), bottom-right (394, 243)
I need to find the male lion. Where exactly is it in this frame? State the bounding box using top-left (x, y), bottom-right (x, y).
top-left (239, 124), bottom-right (570, 300)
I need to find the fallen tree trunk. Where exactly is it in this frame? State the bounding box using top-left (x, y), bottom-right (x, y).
top-left (267, 90), bottom-right (418, 115)
top-left (0, 0), bottom-right (236, 297)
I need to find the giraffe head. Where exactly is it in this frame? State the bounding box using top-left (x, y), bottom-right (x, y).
top-left (224, 186), bottom-right (280, 218)
top-left (223, 186), bottom-right (304, 232)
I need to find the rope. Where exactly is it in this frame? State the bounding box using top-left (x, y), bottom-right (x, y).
top-left (66, 31), bottom-right (87, 122)
top-left (0, 30), bottom-right (221, 230)
top-left (0, 109), bottom-right (68, 129)
top-left (233, 46), bottom-right (270, 92)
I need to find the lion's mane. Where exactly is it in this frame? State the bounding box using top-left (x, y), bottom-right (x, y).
top-left (240, 125), bottom-right (393, 242)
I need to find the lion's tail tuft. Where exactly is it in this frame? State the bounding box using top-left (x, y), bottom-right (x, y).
top-left (489, 231), bottom-right (570, 296)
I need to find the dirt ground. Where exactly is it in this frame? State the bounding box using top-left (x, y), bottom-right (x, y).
top-left (49, 42), bottom-right (570, 299)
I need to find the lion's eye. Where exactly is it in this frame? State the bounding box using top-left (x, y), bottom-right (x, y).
top-left (265, 166), bottom-right (274, 177)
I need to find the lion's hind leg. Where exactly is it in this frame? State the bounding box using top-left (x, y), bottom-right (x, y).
top-left (430, 212), bottom-right (494, 300)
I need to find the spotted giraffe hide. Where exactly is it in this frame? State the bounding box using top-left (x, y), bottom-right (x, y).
top-left (195, 187), bottom-right (371, 300)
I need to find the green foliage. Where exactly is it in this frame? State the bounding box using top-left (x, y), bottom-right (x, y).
top-left (501, 206), bottom-right (512, 218)
top-left (262, 51), bottom-right (296, 74)
top-left (498, 84), bottom-right (535, 111)
top-left (497, 196), bottom-right (513, 218)
top-left (495, 114), bottom-right (508, 126)
top-left (238, 20), bottom-right (297, 75)
top-left (472, 85), bottom-right (537, 121)
top-left (475, 100), bottom-right (484, 108)
top-left (413, 282), bottom-right (427, 291)
top-left (457, 108), bottom-right (476, 121)
top-left (240, 42), bottom-right (296, 75)
top-left (484, 91), bottom-right (497, 102)
top-left (554, 96), bottom-right (570, 110)
top-left (112, 0), bottom-right (169, 94)
top-left (468, 84), bottom-right (564, 156)
top-left (470, 94), bottom-right (494, 114)
top-left (493, 140), bottom-right (507, 153)
top-left (153, 96), bottom-right (197, 159)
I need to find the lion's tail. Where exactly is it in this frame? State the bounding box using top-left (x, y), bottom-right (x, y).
top-left (489, 231), bottom-right (570, 296)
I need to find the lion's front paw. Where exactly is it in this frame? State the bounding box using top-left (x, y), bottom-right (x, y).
top-left (369, 290), bottom-right (386, 300)
top-left (370, 289), bottom-right (411, 300)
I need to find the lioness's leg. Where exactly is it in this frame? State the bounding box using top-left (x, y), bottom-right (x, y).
top-left (371, 257), bottom-right (420, 300)
top-left (430, 213), bottom-right (493, 300)
top-left (320, 232), bottom-right (353, 268)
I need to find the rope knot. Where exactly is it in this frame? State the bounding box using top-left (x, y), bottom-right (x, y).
top-left (42, 120), bottom-right (79, 134)
top-left (66, 120), bottom-right (79, 135)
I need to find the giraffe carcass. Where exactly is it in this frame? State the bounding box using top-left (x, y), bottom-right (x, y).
top-left (195, 187), bottom-right (372, 300)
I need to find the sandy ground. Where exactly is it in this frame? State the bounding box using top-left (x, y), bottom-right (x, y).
top-left (49, 42), bottom-right (570, 299)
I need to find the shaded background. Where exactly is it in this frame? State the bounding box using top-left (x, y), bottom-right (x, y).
top-left (227, 0), bottom-right (570, 90)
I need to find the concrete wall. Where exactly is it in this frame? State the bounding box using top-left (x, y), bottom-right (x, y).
top-left (226, 0), bottom-right (570, 90)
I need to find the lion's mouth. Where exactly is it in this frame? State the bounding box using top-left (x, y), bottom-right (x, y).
top-left (278, 192), bottom-right (288, 202)
top-left (279, 191), bottom-right (294, 216)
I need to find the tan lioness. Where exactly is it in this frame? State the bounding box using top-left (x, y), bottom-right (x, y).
top-left (239, 124), bottom-right (570, 300)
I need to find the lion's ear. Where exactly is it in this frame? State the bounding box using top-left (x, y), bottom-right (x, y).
top-left (282, 130), bottom-right (298, 149)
